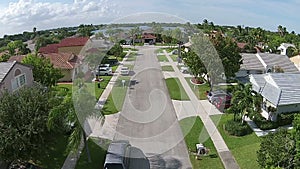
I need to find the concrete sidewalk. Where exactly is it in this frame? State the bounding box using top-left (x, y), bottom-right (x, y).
top-left (61, 50), bottom-right (132, 169)
top-left (163, 50), bottom-right (240, 169)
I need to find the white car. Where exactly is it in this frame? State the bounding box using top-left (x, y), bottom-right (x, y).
top-left (120, 67), bottom-right (129, 76)
top-left (96, 67), bottom-right (113, 76)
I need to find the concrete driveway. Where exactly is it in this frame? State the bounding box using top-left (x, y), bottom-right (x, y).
top-left (114, 46), bottom-right (192, 169)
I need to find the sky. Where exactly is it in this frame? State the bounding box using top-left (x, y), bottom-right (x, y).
top-left (0, 0), bottom-right (300, 38)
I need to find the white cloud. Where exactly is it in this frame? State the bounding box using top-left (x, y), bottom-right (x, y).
top-left (0, 0), bottom-right (119, 37)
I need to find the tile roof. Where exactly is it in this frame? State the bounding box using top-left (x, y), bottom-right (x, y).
top-left (0, 61), bottom-right (16, 83)
top-left (142, 33), bottom-right (156, 39)
top-left (259, 53), bottom-right (299, 73)
top-left (240, 53), bottom-right (299, 73)
top-left (38, 37), bottom-right (89, 54)
top-left (41, 53), bottom-right (80, 69)
top-left (250, 73), bottom-right (300, 106)
top-left (8, 55), bottom-right (26, 62)
top-left (59, 37), bottom-right (89, 47)
top-left (240, 53), bottom-right (265, 70)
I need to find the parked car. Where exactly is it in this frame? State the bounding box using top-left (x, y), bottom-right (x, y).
top-left (213, 97), bottom-right (232, 111)
top-left (96, 67), bottom-right (113, 76)
top-left (120, 67), bottom-right (129, 76)
top-left (210, 93), bottom-right (232, 104)
top-left (207, 90), bottom-right (226, 102)
top-left (104, 140), bottom-right (131, 169)
top-left (180, 66), bottom-right (189, 74)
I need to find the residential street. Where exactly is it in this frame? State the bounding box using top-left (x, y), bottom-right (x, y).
top-left (114, 46), bottom-right (192, 169)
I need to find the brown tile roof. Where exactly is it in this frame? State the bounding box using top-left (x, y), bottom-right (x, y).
top-left (42, 53), bottom-right (80, 69)
top-left (8, 55), bottom-right (26, 62)
top-left (142, 33), bottom-right (156, 39)
top-left (9, 53), bottom-right (80, 70)
top-left (59, 37), bottom-right (89, 47)
top-left (39, 44), bottom-right (60, 54)
top-left (237, 42), bottom-right (247, 49)
top-left (38, 37), bottom-right (89, 54)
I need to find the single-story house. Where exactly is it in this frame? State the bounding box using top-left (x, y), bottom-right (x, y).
top-left (236, 53), bottom-right (299, 82)
top-left (250, 73), bottom-right (300, 121)
top-left (277, 43), bottom-right (295, 55)
top-left (0, 61), bottom-right (34, 92)
top-left (39, 36), bottom-right (90, 55)
top-left (142, 33), bottom-right (156, 44)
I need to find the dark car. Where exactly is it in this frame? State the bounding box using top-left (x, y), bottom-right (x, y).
top-left (104, 140), bottom-right (131, 169)
top-left (213, 97), bottom-right (232, 111)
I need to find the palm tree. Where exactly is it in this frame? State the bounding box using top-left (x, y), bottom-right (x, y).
top-left (128, 27), bottom-right (140, 46)
top-left (228, 83), bottom-right (260, 122)
top-left (47, 84), bottom-right (100, 162)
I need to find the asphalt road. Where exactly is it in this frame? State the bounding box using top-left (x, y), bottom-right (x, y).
top-left (114, 46), bottom-right (192, 169)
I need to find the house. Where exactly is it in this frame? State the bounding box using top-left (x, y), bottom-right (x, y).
top-left (290, 55), bottom-right (300, 70)
top-left (250, 73), bottom-right (300, 121)
top-left (39, 36), bottom-right (90, 55)
top-left (0, 61), bottom-right (34, 92)
top-left (9, 53), bottom-right (82, 82)
top-left (236, 53), bottom-right (299, 82)
top-left (277, 43), bottom-right (295, 55)
top-left (142, 32), bottom-right (156, 44)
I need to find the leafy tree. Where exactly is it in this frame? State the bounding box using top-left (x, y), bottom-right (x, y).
top-left (182, 50), bottom-right (206, 82)
top-left (128, 27), bottom-right (141, 46)
top-left (6, 40), bottom-right (30, 56)
top-left (0, 87), bottom-right (52, 163)
top-left (22, 54), bottom-right (63, 88)
top-left (107, 43), bottom-right (124, 58)
top-left (293, 114), bottom-right (300, 167)
top-left (48, 84), bottom-right (99, 162)
top-left (257, 128), bottom-right (296, 168)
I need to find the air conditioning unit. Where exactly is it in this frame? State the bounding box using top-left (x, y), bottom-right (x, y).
top-left (265, 65), bottom-right (273, 73)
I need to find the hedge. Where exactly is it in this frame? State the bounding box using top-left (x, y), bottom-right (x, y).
top-left (224, 120), bottom-right (253, 136)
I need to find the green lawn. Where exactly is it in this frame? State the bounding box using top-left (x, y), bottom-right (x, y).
top-left (211, 114), bottom-right (261, 169)
top-left (165, 78), bottom-right (189, 100)
top-left (75, 138), bottom-right (109, 169)
top-left (101, 76), bottom-right (130, 115)
top-left (126, 52), bottom-right (137, 61)
top-left (94, 76), bottom-right (112, 99)
top-left (170, 54), bottom-right (178, 61)
top-left (161, 65), bottom-right (174, 72)
top-left (180, 117), bottom-right (224, 169)
top-left (185, 77), bottom-right (210, 100)
top-left (157, 55), bottom-right (168, 62)
top-left (34, 132), bottom-right (69, 169)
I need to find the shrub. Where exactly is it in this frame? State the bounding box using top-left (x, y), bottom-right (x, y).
top-left (277, 113), bottom-right (294, 126)
top-left (224, 120), bottom-right (252, 136)
top-left (253, 114), bottom-right (278, 130)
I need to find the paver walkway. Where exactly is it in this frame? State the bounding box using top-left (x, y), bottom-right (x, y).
top-left (163, 50), bottom-right (240, 169)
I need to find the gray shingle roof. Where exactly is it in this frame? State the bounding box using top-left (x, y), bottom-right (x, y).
top-left (259, 53), bottom-right (299, 73)
top-left (240, 53), bottom-right (264, 70)
top-left (250, 73), bottom-right (300, 106)
top-left (0, 61), bottom-right (16, 83)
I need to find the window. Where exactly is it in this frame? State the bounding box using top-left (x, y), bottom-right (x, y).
top-left (11, 74), bottom-right (26, 91)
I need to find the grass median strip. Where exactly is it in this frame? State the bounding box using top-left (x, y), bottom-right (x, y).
top-left (180, 117), bottom-right (224, 169)
top-left (102, 76), bottom-right (131, 115)
top-left (157, 55), bottom-right (168, 62)
top-left (161, 65), bottom-right (174, 72)
top-left (165, 78), bottom-right (189, 100)
top-left (211, 114), bottom-right (261, 169)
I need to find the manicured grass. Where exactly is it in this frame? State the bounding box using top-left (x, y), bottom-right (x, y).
top-left (94, 76), bottom-right (112, 99)
top-left (165, 78), bottom-right (189, 100)
top-left (180, 117), bottom-right (224, 169)
top-left (157, 55), bottom-right (168, 62)
top-left (34, 132), bottom-right (69, 169)
top-left (155, 48), bottom-right (165, 53)
top-left (161, 65), bottom-right (174, 72)
top-left (101, 76), bottom-right (130, 115)
top-left (170, 54), bottom-right (178, 61)
top-left (123, 47), bottom-right (138, 51)
top-left (185, 77), bottom-right (210, 100)
top-left (75, 138), bottom-right (109, 169)
top-left (126, 52), bottom-right (137, 61)
top-left (211, 114), bottom-right (261, 169)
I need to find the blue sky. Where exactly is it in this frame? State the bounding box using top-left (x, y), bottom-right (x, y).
top-left (0, 0), bottom-right (299, 38)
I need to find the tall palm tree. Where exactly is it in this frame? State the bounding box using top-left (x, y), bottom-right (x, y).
top-left (229, 83), bottom-right (260, 122)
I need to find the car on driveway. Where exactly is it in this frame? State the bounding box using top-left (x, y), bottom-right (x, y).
top-left (207, 90), bottom-right (227, 102)
top-left (104, 140), bottom-right (131, 169)
top-left (213, 96), bottom-right (232, 111)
